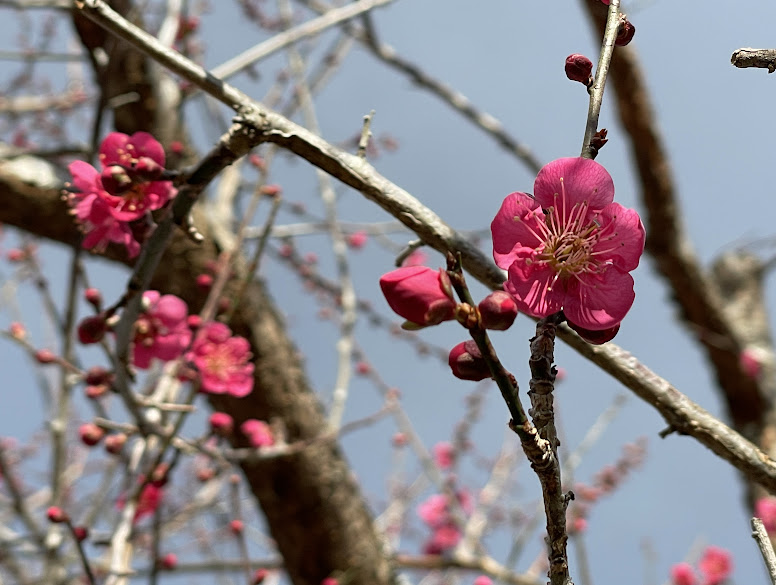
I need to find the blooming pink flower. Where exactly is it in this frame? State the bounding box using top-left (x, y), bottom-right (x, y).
top-left (97, 132), bottom-right (176, 220)
top-left (670, 563), bottom-right (697, 585)
top-left (132, 291), bottom-right (191, 369)
top-left (380, 266), bottom-right (457, 327)
top-left (241, 419), bottom-right (274, 448)
top-left (433, 441), bottom-right (455, 470)
top-left (187, 322), bottom-right (254, 397)
top-left (698, 546), bottom-right (732, 585)
top-left (491, 157), bottom-right (645, 332)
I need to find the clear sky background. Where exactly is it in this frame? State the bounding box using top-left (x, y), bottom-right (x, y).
top-left (3, 0), bottom-right (776, 583)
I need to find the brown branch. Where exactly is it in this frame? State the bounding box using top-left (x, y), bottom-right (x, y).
top-left (731, 48), bottom-right (776, 73)
top-left (581, 0), bottom-right (768, 441)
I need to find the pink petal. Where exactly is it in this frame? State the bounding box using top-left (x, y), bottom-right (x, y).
top-left (155, 295), bottom-right (188, 325)
top-left (504, 249), bottom-right (565, 317)
top-left (128, 132), bottom-right (166, 166)
top-left (68, 161), bottom-right (101, 195)
top-left (491, 192), bottom-right (544, 270)
top-left (534, 157), bottom-right (614, 212)
top-left (99, 133), bottom-right (130, 167)
top-left (564, 269), bottom-right (635, 330)
top-left (594, 203), bottom-right (645, 272)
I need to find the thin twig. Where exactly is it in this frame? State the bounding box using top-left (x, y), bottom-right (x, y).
top-left (752, 517), bottom-right (776, 585)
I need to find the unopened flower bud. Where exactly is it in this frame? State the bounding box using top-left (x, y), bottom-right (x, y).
top-left (379, 267), bottom-right (457, 328)
top-left (448, 340), bottom-right (491, 381)
top-left (101, 165), bottom-right (133, 195)
top-left (85, 366), bottom-right (112, 386)
top-left (77, 314), bottom-right (108, 344)
top-left (35, 349), bottom-right (56, 364)
top-left (616, 19), bottom-right (635, 46)
top-left (104, 433), bottom-right (127, 454)
top-left (47, 506), bottom-right (68, 523)
top-left (72, 526), bottom-right (89, 542)
top-left (253, 569), bottom-right (269, 584)
top-left (79, 423), bottom-right (105, 446)
top-left (160, 553), bottom-right (178, 570)
top-left (567, 320), bottom-right (620, 344)
top-left (84, 288), bottom-right (102, 310)
top-left (478, 291), bottom-right (518, 330)
top-left (229, 519), bottom-right (244, 535)
top-left (565, 54), bottom-right (593, 85)
top-left (9, 322), bottom-right (25, 340)
top-left (209, 412), bottom-right (234, 436)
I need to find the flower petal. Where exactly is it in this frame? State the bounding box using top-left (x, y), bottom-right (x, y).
top-left (491, 192), bottom-right (543, 270)
top-left (594, 202), bottom-right (645, 272)
top-left (563, 268), bottom-right (635, 330)
top-left (534, 157), bottom-right (614, 212)
top-left (504, 248), bottom-right (565, 317)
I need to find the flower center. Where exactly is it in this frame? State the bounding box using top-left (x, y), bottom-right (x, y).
top-left (203, 345), bottom-right (234, 380)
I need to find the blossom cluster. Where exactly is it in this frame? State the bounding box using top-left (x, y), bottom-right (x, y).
top-left (670, 546), bottom-right (733, 585)
top-left (65, 132), bottom-right (178, 258)
top-left (417, 490), bottom-right (473, 555)
top-left (78, 289), bottom-right (254, 398)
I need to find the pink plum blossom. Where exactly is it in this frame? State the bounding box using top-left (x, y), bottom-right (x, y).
top-left (423, 523), bottom-right (461, 555)
top-left (698, 546), bottom-right (732, 585)
top-left (132, 291), bottom-right (191, 369)
top-left (670, 563), bottom-right (697, 585)
top-left (186, 322), bottom-right (254, 397)
top-left (97, 132), bottom-right (176, 220)
top-left (241, 419), bottom-right (274, 448)
top-left (756, 497), bottom-right (776, 534)
top-left (432, 441), bottom-right (455, 469)
top-left (491, 157), bottom-right (645, 332)
top-left (346, 230), bottom-right (368, 250)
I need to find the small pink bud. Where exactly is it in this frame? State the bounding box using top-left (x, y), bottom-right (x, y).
top-left (249, 154), bottom-right (266, 171)
top-left (209, 412), bottom-right (234, 436)
top-left (392, 432), bottom-right (408, 447)
top-left (170, 141), bottom-right (184, 155)
top-left (35, 349), bottom-right (57, 364)
top-left (321, 579), bottom-right (339, 585)
top-left (478, 291), bottom-right (518, 330)
top-left (739, 348), bottom-right (764, 379)
top-left (670, 563), bottom-right (697, 585)
top-left (101, 165), bottom-right (133, 195)
top-left (448, 340), bottom-right (491, 381)
top-left (72, 525), bottom-right (88, 541)
top-left (379, 267), bottom-right (457, 327)
top-left (47, 506), bottom-right (68, 523)
top-left (104, 433), bottom-right (127, 454)
top-left (9, 322), bottom-right (25, 340)
top-left (196, 273), bottom-right (213, 291)
top-left (85, 384), bottom-right (108, 399)
top-left (346, 231), bottom-right (368, 250)
top-left (253, 569), bottom-right (269, 584)
top-left (567, 320), bottom-right (620, 345)
top-left (241, 419), bottom-right (274, 448)
top-left (565, 54), bottom-right (593, 85)
top-left (474, 577), bottom-right (493, 585)
top-left (7, 248), bottom-right (25, 262)
top-left (616, 19), bottom-right (635, 46)
top-left (260, 184), bottom-right (282, 197)
top-left (160, 553), bottom-right (178, 570)
top-left (187, 314), bottom-right (202, 329)
top-left (196, 467), bottom-right (216, 482)
top-left (355, 361), bottom-right (371, 376)
top-left (84, 288), bottom-right (102, 309)
top-left (229, 519), bottom-right (244, 535)
top-left (85, 366), bottom-right (112, 386)
top-left (79, 423), bottom-right (105, 446)
top-left (77, 315), bottom-right (108, 344)
top-left (432, 441), bottom-right (455, 469)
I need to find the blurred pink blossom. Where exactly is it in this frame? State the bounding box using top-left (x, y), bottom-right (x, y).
top-left (698, 546), bottom-right (732, 585)
top-left (132, 291), bottom-right (191, 369)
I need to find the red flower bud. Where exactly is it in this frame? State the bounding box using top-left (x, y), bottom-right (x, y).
top-left (616, 19), bottom-right (635, 46)
top-left (229, 519), bottom-right (244, 535)
top-left (77, 315), bottom-right (108, 344)
top-left (84, 288), bottom-right (102, 309)
top-left (448, 340), bottom-right (491, 381)
top-left (160, 553), bottom-right (178, 570)
top-left (567, 320), bottom-right (620, 345)
top-left (478, 291), bottom-right (518, 330)
top-left (379, 267), bottom-right (456, 327)
top-left (79, 423), bottom-right (105, 446)
top-left (253, 569), bottom-right (269, 584)
top-left (47, 506), bottom-right (68, 523)
top-left (72, 526), bottom-right (89, 542)
top-left (35, 349), bottom-right (56, 364)
top-left (209, 412), bottom-right (234, 436)
top-left (565, 54), bottom-right (593, 85)
top-left (104, 433), bottom-right (127, 454)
